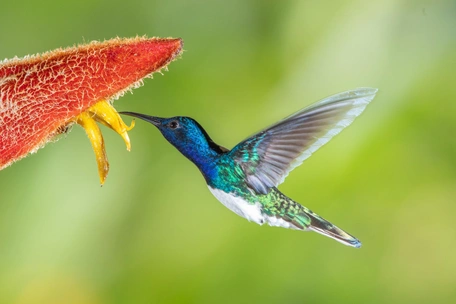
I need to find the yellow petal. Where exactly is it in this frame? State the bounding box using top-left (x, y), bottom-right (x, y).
top-left (70, 100), bottom-right (134, 185)
top-left (75, 111), bottom-right (109, 185)
top-left (87, 100), bottom-right (135, 151)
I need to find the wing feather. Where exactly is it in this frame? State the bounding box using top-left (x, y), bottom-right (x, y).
top-left (229, 88), bottom-right (378, 194)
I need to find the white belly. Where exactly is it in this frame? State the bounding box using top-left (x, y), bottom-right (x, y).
top-left (208, 187), bottom-right (296, 229)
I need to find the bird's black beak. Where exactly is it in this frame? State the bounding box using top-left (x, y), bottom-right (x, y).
top-left (119, 112), bottom-right (163, 126)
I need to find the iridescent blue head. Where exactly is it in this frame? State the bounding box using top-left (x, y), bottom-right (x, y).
top-left (120, 112), bottom-right (228, 177)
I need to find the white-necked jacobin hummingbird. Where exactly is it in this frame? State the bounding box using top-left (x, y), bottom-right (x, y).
top-left (121, 88), bottom-right (377, 248)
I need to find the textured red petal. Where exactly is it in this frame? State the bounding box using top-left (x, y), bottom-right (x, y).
top-left (0, 37), bottom-right (183, 169)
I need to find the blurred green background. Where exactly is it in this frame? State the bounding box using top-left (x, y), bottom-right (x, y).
top-left (1, 0), bottom-right (455, 303)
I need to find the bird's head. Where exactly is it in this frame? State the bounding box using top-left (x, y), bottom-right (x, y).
top-left (120, 112), bottom-right (227, 165)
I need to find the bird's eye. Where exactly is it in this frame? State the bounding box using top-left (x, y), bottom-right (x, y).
top-left (169, 120), bottom-right (179, 129)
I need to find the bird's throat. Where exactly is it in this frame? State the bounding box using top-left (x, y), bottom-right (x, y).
top-left (183, 147), bottom-right (219, 181)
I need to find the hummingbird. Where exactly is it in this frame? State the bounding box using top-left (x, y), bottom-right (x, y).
top-left (120, 88), bottom-right (377, 248)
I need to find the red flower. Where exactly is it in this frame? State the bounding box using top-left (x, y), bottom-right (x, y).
top-left (0, 36), bottom-right (183, 184)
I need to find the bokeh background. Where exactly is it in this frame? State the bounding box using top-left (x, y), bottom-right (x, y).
top-left (1, 0), bottom-right (455, 303)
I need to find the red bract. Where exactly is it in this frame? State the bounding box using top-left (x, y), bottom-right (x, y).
top-left (0, 36), bottom-right (183, 184)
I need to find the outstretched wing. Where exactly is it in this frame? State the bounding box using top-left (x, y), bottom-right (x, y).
top-left (229, 88), bottom-right (378, 194)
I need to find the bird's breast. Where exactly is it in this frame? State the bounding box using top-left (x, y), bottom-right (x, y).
top-left (208, 187), bottom-right (265, 225)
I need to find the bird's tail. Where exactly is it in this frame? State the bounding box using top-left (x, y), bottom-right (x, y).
top-left (302, 207), bottom-right (361, 248)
